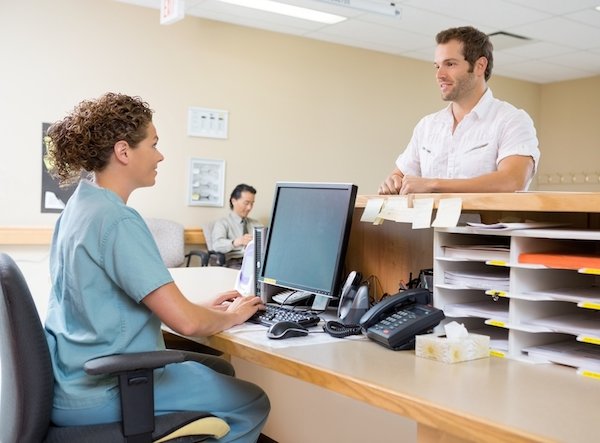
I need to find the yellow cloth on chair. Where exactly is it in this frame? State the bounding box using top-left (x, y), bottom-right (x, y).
top-left (154, 416), bottom-right (230, 442)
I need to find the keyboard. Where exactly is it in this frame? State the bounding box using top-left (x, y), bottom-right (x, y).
top-left (248, 304), bottom-right (321, 327)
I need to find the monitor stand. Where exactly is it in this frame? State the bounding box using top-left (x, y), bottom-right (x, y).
top-left (311, 294), bottom-right (331, 311)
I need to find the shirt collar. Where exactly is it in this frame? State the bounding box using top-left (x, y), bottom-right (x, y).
top-left (438, 88), bottom-right (494, 123)
top-left (229, 211), bottom-right (244, 224)
top-left (470, 88), bottom-right (494, 119)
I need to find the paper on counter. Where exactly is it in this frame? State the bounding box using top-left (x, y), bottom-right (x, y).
top-left (377, 196), bottom-right (410, 222)
top-left (360, 198), bottom-right (385, 223)
top-left (412, 197), bottom-right (434, 229)
top-left (431, 198), bottom-right (462, 227)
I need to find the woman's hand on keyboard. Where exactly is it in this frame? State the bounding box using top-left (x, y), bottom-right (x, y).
top-left (225, 295), bottom-right (266, 325)
top-left (204, 290), bottom-right (243, 311)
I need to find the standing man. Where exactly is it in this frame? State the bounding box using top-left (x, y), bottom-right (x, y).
top-left (379, 26), bottom-right (540, 195)
top-left (212, 183), bottom-right (261, 268)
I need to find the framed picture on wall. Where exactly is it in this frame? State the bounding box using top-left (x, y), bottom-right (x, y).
top-left (41, 122), bottom-right (77, 213)
top-left (188, 158), bottom-right (225, 207)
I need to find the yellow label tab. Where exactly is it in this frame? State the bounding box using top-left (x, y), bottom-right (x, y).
top-left (578, 369), bottom-right (600, 380)
top-left (485, 289), bottom-right (507, 298)
top-left (486, 319), bottom-right (506, 328)
top-left (487, 260), bottom-right (507, 267)
top-left (263, 278), bottom-right (277, 285)
top-left (578, 336), bottom-right (600, 345)
top-left (490, 350), bottom-right (505, 358)
top-left (579, 302), bottom-right (600, 311)
top-left (580, 268), bottom-right (600, 275)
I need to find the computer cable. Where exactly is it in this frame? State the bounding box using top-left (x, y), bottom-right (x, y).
top-left (323, 320), bottom-right (363, 338)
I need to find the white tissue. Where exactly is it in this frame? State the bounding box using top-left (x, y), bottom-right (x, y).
top-left (444, 321), bottom-right (469, 340)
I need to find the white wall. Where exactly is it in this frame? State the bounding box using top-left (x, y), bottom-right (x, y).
top-left (0, 0), bottom-right (541, 231)
top-left (2, 1), bottom-right (593, 439)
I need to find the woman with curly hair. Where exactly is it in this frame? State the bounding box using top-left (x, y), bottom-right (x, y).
top-left (44, 92), bottom-right (270, 441)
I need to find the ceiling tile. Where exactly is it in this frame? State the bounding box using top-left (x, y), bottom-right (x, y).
top-left (544, 51), bottom-right (600, 73)
top-left (501, 41), bottom-right (577, 58)
top-left (401, 0), bottom-right (551, 29)
top-left (565, 8), bottom-right (600, 27)
top-left (313, 19), bottom-right (431, 51)
top-left (503, 0), bottom-right (600, 15)
top-left (509, 17), bottom-right (600, 50)
top-left (496, 59), bottom-right (596, 83)
top-left (116, 0), bottom-right (600, 83)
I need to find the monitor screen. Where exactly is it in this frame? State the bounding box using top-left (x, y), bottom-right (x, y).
top-left (259, 182), bottom-right (357, 300)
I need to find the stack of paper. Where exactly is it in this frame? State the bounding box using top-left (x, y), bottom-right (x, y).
top-left (443, 299), bottom-right (509, 321)
top-left (519, 287), bottom-right (600, 304)
top-left (466, 221), bottom-right (567, 230)
top-left (444, 268), bottom-right (510, 291)
top-left (524, 340), bottom-right (600, 370)
top-left (442, 245), bottom-right (510, 262)
top-left (522, 311), bottom-right (600, 337)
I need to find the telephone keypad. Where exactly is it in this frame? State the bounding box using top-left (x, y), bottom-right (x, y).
top-left (376, 311), bottom-right (419, 336)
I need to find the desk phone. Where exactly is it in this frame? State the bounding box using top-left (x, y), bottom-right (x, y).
top-left (360, 289), bottom-right (445, 350)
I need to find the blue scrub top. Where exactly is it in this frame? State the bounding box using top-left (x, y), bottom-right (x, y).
top-left (45, 180), bottom-right (173, 410)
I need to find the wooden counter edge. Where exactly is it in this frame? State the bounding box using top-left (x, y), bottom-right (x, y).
top-left (0, 227), bottom-right (205, 246)
top-left (203, 334), bottom-right (551, 443)
top-left (356, 192), bottom-right (600, 213)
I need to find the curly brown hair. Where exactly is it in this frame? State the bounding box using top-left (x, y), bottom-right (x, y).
top-left (436, 26), bottom-right (494, 81)
top-left (45, 92), bottom-right (154, 186)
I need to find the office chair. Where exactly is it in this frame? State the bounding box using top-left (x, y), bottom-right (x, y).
top-left (145, 218), bottom-right (209, 267)
top-left (201, 220), bottom-right (227, 267)
top-left (0, 252), bottom-right (230, 443)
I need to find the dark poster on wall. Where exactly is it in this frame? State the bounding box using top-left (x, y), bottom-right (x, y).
top-left (41, 122), bottom-right (76, 213)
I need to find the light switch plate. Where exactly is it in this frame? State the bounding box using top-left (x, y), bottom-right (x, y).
top-left (187, 107), bottom-right (228, 139)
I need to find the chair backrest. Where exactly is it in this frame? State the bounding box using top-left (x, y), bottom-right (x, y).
top-left (0, 253), bottom-right (54, 443)
top-left (201, 220), bottom-right (217, 251)
top-left (145, 218), bottom-right (186, 268)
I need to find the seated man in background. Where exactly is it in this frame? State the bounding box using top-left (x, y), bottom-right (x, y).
top-left (379, 26), bottom-right (540, 195)
top-left (212, 183), bottom-right (261, 268)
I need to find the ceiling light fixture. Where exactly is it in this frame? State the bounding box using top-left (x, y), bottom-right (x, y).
top-left (218, 0), bottom-right (347, 24)
top-left (316, 0), bottom-right (400, 17)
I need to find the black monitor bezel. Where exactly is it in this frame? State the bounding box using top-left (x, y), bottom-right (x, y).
top-left (258, 181), bottom-right (357, 299)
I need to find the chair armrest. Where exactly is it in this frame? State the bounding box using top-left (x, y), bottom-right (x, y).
top-left (209, 251), bottom-right (227, 267)
top-left (83, 350), bottom-right (204, 375)
top-left (84, 350), bottom-right (227, 440)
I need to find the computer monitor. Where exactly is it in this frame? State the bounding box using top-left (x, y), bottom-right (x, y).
top-left (259, 182), bottom-right (358, 309)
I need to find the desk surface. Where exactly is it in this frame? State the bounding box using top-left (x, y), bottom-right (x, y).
top-left (169, 267), bottom-right (600, 443)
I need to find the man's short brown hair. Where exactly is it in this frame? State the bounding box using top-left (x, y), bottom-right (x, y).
top-left (436, 26), bottom-right (494, 81)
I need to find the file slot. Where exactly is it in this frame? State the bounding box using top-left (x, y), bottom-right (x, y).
top-left (524, 340), bottom-right (600, 372)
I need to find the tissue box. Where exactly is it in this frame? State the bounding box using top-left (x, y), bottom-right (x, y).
top-left (415, 333), bottom-right (490, 363)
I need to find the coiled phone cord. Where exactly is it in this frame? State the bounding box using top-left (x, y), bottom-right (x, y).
top-left (323, 320), bottom-right (363, 338)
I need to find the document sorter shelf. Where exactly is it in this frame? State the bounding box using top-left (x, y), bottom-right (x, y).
top-left (434, 227), bottom-right (600, 374)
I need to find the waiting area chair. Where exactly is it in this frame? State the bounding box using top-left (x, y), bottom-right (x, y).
top-left (145, 218), bottom-right (209, 267)
top-left (201, 220), bottom-right (227, 267)
top-left (0, 252), bottom-right (230, 443)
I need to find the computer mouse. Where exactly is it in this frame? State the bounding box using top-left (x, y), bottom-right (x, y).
top-left (266, 321), bottom-right (309, 340)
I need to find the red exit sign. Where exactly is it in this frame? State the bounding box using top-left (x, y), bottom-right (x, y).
top-left (160, 0), bottom-right (184, 25)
